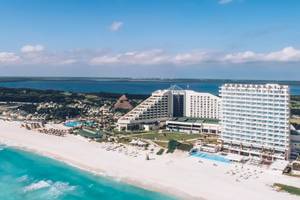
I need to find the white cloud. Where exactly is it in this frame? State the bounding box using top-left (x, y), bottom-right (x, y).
top-left (174, 51), bottom-right (212, 64)
top-left (90, 55), bottom-right (119, 65)
top-left (1, 45), bottom-right (300, 67)
top-left (58, 59), bottom-right (77, 65)
top-left (90, 46), bottom-right (300, 66)
top-left (21, 44), bottom-right (45, 53)
top-left (223, 51), bottom-right (259, 63)
top-left (218, 0), bottom-right (233, 4)
top-left (264, 46), bottom-right (300, 62)
top-left (21, 53), bottom-right (78, 66)
top-left (109, 21), bottom-right (123, 32)
top-left (0, 52), bottom-right (20, 63)
top-left (90, 49), bottom-right (169, 65)
top-left (222, 46), bottom-right (300, 63)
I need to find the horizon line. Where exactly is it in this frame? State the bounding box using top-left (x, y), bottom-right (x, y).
top-left (0, 76), bottom-right (299, 83)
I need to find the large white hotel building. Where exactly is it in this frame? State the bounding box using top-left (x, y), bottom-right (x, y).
top-left (220, 84), bottom-right (290, 160)
top-left (117, 87), bottom-right (220, 131)
top-left (117, 83), bottom-right (291, 160)
top-left (185, 90), bottom-right (220, 119)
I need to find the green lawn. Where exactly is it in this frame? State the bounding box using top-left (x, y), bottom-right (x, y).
top-left (77, 129), bottom-right (101, 139)
top-left (291, 101), bottom-right (300, 109)
top-left (126, 131), bottom-right (202, 142)
top-left (273, 183), bottom-right (300, 196)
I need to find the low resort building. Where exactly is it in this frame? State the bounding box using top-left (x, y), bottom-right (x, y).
top-left (166, 117), bottom-right (221, 135)
top-left (290, 124), bottom-right (300, 160)
top-left (114, 95), bottom-right (133, 110)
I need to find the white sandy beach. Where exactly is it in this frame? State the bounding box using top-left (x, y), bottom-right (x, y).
top-left (0, 120), bottom-right (300, 200)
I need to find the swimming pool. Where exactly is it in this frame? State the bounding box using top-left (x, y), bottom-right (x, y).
top-left (64, 121), bottom-right (96, 128)
top-left (191, 152), bottom-right (231, 164)
top-left (64, 121), bottom-right (82, 127)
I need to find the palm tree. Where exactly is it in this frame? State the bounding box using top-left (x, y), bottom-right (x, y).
top-left (146, 153), bottom-right (150, 160)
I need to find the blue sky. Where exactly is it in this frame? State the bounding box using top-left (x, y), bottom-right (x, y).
top-left (0, 0), bottom-right (299, 80)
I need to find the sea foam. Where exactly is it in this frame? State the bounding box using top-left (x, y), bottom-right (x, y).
top-left (23, 179), bottom-right (77, 199)
top-left (23, 180), bottom-right (51, 192)
top-left (16, 175), bottom-right (29, 183)
top-left (0, 144), bottom-right (6, 151)
top-left (47, 181), bottom-right (77, 198)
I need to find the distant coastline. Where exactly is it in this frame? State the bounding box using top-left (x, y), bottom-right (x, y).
top-left (1, 76), bottom-right (300, 84)
top-left (0, 77), bottom-right (300, 95)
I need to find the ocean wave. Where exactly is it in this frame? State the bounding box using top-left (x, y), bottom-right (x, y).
top-left (47, 181), bottom-right (76, 198)
top-left (17, 175), bottom-right (29, 183)
top-left (23, 180), bottom-right (51, 192)
top-left (0, 144), bottom-right (6, 151)
top-left (23, 179), bottom-right (76, 198)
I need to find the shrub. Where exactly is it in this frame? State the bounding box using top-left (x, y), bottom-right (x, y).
top-left (273, 183), bottom-right (300, 196)
top-left (167, 139), bottom-right (179, 153)
top-left (166, 139), bottom-right (193, 153)
top-left (156, 148), bottom-right (165, 155)
top-left (177, 143), bottom-right (193, 152)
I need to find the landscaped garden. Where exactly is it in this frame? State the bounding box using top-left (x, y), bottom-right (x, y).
top-left (273, 183), bottom-right (300, 196)
top-left (124, 131), bottom-right (202, 142)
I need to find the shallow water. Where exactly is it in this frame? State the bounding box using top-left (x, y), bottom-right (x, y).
top-left (0, 146), bottom-right (177, 200)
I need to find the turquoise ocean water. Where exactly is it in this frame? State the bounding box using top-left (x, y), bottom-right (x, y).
top-left (0, 145), bottom-right (177, 200)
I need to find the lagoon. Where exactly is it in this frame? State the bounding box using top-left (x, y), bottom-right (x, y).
top-left (0, 78), bottom-right (300, 95)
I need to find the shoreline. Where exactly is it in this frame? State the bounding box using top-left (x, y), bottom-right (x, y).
top-left (0, 121), bottom-right (198, 200)
top-left (5, 145), bottom-right (191, 200)
top-left (1, 120), bottom-right (300, 200)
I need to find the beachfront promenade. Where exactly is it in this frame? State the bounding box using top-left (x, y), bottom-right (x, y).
top-left (0, 120), bottom-right (300, 200)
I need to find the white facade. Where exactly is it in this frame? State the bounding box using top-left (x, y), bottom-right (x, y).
top-left (220, 83), bottom-right (290, 160)
top-left (117, 88), bottom-right (220, 131)
top-left (117, 89), bottom-right (173, 131)
top-left (185, 90), bottom-right (220, 119)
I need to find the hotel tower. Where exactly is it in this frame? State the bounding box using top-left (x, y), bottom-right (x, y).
top-left (117, 86), bottom-right (220, 131)
top-left (220, 83), bottom-right (290, 160)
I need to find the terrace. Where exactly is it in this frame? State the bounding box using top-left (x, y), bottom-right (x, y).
top-left (172, 117), bottom-right (219, 124)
